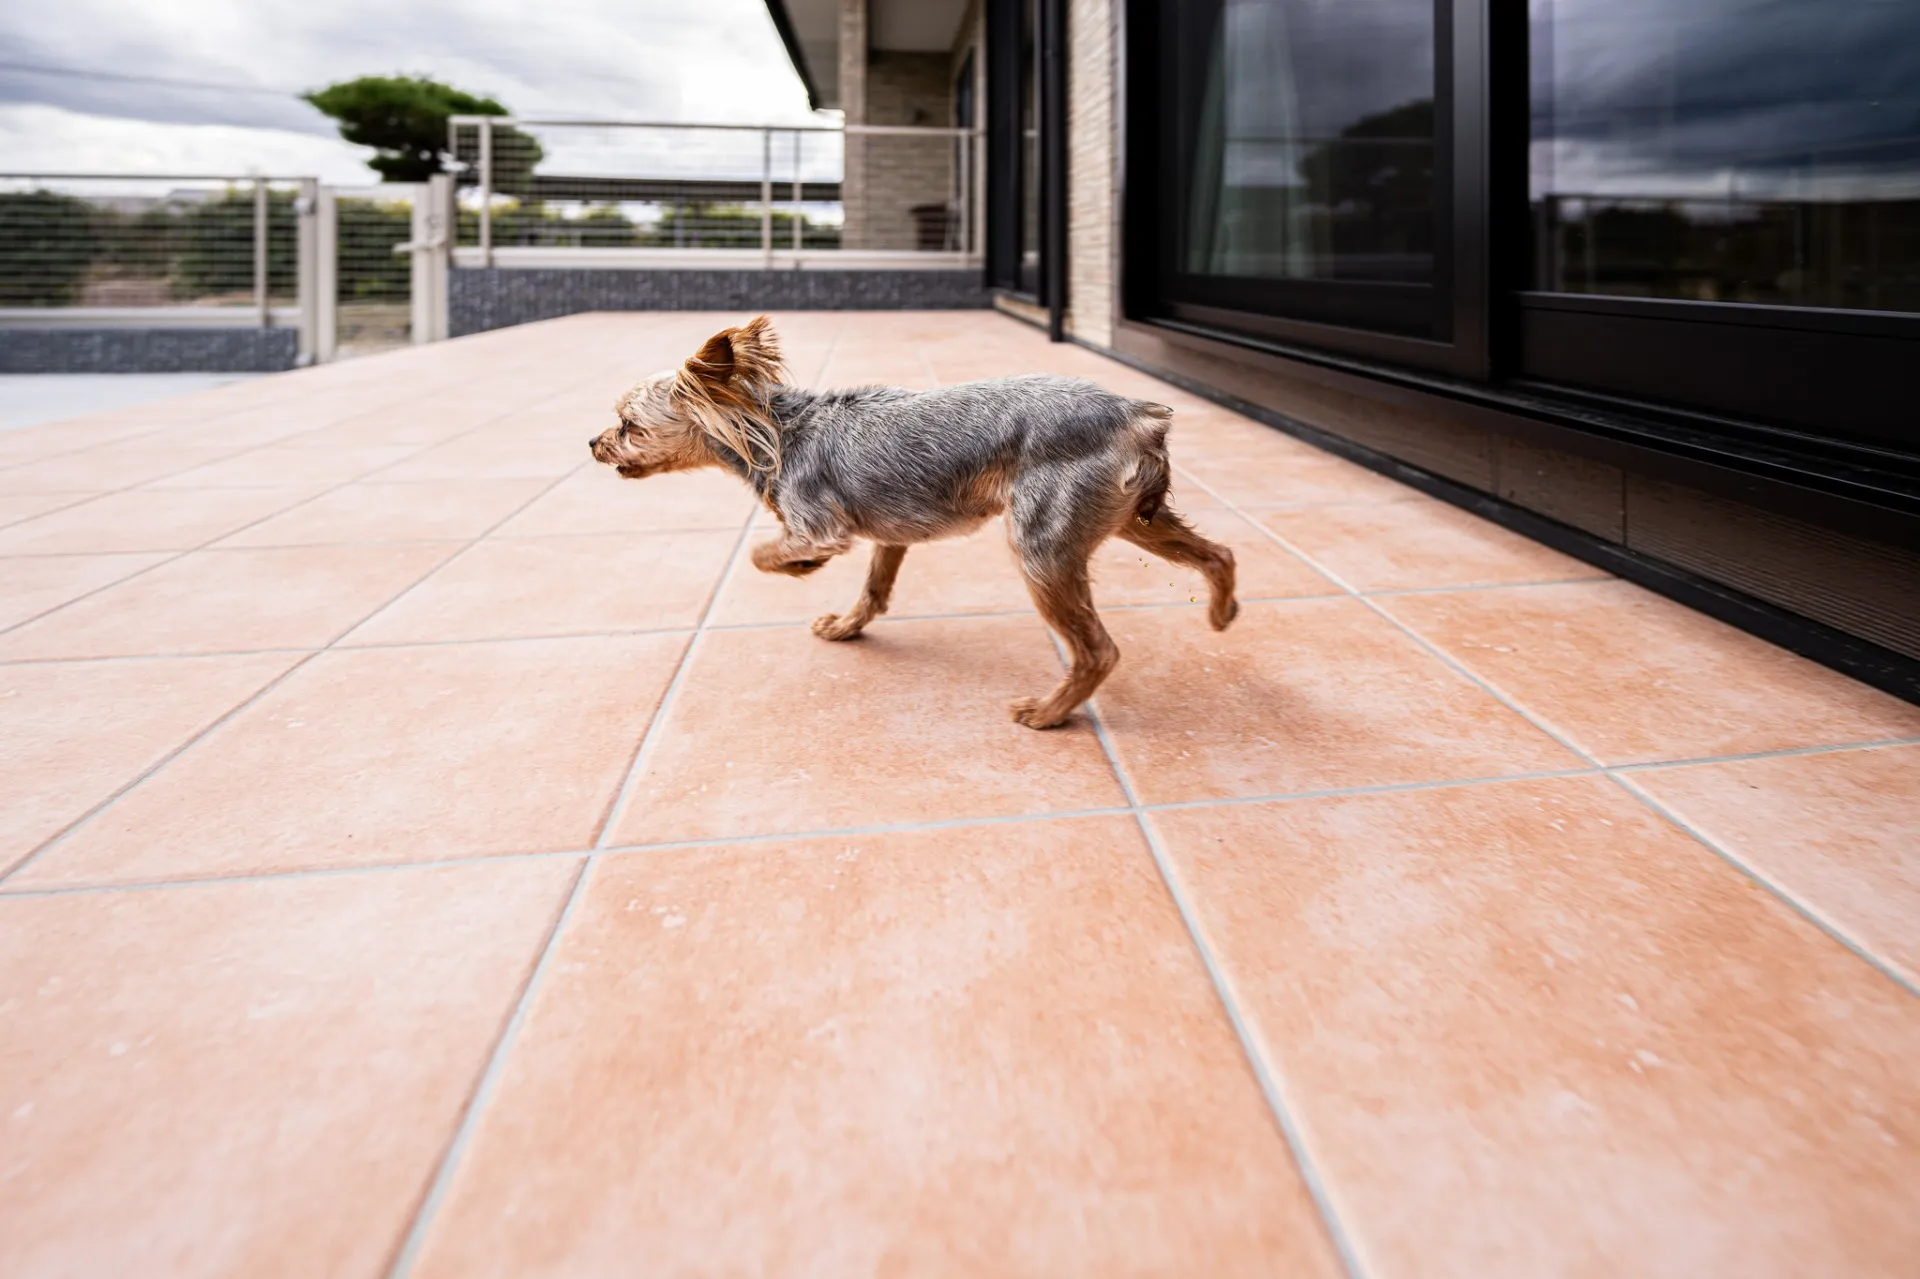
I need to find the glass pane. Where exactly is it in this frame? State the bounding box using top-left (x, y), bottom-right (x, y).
top-left (1019, 0), bottom-right (1041, 295)
top-left (1178, 0), bottom-right (1437, 285)
top-left (1530, 0), bottom-right (1920, 314)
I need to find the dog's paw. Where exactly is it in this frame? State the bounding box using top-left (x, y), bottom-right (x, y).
top-left (1009, 696), bottom-right (1069, 730)
top-left (776, 558), bottom-right (828, 578)
top-left (811, 613), bottom-right (864, 641)
top-left (1210, 596), bottom-right (1240, 632)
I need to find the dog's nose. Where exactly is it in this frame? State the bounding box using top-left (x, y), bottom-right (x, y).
top-left (587, 437), bottom-right (600, 454)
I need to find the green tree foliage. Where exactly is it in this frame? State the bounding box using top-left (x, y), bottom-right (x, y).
top-left (303, 75), bottom-right (543, 189)
top-left (0, 190), bottom-right (99, 305)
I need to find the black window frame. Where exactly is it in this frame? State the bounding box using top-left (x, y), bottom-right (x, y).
top-left (1118, 0), bottom-right (1920, 459)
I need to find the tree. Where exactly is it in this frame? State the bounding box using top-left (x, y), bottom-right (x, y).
top-left (303, 75), bottom-right (542, 189)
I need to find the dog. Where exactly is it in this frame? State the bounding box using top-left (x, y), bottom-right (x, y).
top-left (589, 315), bottom-right (1237, 729)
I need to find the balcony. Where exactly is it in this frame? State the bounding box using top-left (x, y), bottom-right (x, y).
top-left (2, 310), bottom-right (1917, 1275)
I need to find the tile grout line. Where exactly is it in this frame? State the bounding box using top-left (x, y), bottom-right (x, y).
top-left (587, 324), bottom-right (842, 850)
top-left (583, 324), bottom-right (848, 852)
top-left (1036, 625), bottom-right (1367, 1279)
top-left (385, 322), bottom-right (851, 1275)
top-left (1177, 461), bottom-right (1920, 1004)
top-left (1608, 771), bottom-right (1920, 999)
top-left (0, 804), bottom-right (1140, 900)
top-left (380, 856), bottom-right (595, 1279)
top-left (0, 462), bottom-right (585, 887)
top-left (588, 509), bottom-right (760, 848)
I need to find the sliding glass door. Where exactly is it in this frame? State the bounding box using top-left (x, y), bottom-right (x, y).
top-left (1130, 0), bottom-right (1453, 349)
top-left (1520, 0), bottom-right (1920, 449)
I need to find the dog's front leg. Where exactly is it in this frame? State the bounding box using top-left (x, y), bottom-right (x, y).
top-left (751, 532), bottom-right (844, 577)
top-left (813, 544), bottom-right (908, 640)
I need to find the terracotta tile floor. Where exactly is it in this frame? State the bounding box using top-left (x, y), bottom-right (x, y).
top-left (2, 311), bottom-right (1917, 1278)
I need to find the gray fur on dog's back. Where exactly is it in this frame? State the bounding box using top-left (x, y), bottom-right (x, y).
top-left (752, 374), bottom-right (1170, 551)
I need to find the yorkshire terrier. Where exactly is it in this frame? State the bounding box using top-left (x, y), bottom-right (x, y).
top-left (589, 315), bottom-right (1237, 729)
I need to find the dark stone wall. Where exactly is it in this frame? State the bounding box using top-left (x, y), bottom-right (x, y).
top-left (448, 268), bottom-right (992, 336)
top-left (0, 328), bottom-right (298, 374)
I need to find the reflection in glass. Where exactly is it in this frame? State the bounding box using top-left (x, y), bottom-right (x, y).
top-left (1181, 0), bottom-right (1436, 285)
top-left (1531, 0), bottom-right (1920, 314)
top-left (1018, 0), bottom-right (1041, 295)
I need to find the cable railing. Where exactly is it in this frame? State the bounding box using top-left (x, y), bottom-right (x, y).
top-left (445, 117), bottom-right (984, 270)
top-left (0, 174), bottom-right (312, 326)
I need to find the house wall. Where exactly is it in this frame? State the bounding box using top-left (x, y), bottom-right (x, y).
top-left (840, 1), bottom-right (967, 252)
top-left (1065, 0), bottom-right (1117, 347)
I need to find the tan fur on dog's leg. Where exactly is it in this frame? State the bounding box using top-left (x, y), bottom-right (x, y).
top-left (1117, 507), bottom-right (1239, 630)
top-left (1010, 561), bottom-right (1118, 729)
top-left (752, 533), bottom-right (841, 577)
top-left (814, 544), bottom-right (908, 640)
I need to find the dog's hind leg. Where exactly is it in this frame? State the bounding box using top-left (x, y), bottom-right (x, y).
top-left (1009, 558), bottom-right (1118, 729)
top-left (812, 544), bottom-right (908, 641)
top-left (1116, 506), bottom-right (1239, 631)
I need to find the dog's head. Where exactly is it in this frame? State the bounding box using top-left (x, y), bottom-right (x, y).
top-left (590, 315), bottom-right (786, 479)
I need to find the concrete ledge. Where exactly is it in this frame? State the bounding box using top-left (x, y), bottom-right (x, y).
top-left (0, 328), bottom-right (299, 374)
top-left (449, 267), bottom-right (992, 336)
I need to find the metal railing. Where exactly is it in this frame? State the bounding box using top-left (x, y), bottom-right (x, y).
top-left (0, 174), bottom-right (314, 329)
top-left (445, 117), bottom-right (983, 270)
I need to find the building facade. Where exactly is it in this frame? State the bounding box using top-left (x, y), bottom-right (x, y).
top-left (770, 0), bottom-right (1920, 702)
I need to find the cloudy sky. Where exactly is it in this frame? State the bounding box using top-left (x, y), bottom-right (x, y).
top-left (0, 0), bottom-right (817, 181)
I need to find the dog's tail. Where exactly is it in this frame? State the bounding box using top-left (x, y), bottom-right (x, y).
top-left (1124, 401), bottom-right (1175, 523)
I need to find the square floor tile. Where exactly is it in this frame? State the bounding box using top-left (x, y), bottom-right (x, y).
top-left (0, 653), bottom-right (301, 877)
top-left (1258, 498), bottom-right (1606, 592)
top-left (11, 634), bottom-right (686, 887)
top-left (1381, 580), bottom-right (1920, 765)
top-left (0, 488), bottom-right (313, 555)
top-left (0, 493), bottom-right (91, 530)
top-left (216, 478), bottom-right (553, 547)
top-left (494, 468), bottom-right (754, 536)
top-left (1094, 598), bottom-right (1579, 804)
top-left (1178, 451), bottom-right (1419, 509)
top-left (148, 444), bottom-right (420, 489)
top-left (369, 435), bottom-right (580, 482)
top-left (0, 859), bottom-right (579, 1279)
top-left (1627, 744), bottom-right (1920, 986)
top-left (0, 544), bottom-right (455, 661)
top-left (0, 552), bottom-right (168, 631)
top-left (343, 531), bottom-right (736, 645)
top-left (1154, 776), bottom-right (1920, 1277)
top-left (0, 444), bottom-right (243, 496)
top-left (609, 615), bottom-right (1127, 844)
top-left (409, 820), bottom-right (1340, 1279)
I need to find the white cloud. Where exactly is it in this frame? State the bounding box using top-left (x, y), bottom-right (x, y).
top-left (0, 104), bottom-right (376, 183)
top-left (0, 0), bottom-right (817, 179)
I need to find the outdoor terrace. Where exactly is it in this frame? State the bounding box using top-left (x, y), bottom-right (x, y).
top-left (2, 310), bottom-right (1917, 1276)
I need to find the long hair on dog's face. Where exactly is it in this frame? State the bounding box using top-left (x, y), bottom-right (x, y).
top-left (590, 315), bottom-right (786, 479)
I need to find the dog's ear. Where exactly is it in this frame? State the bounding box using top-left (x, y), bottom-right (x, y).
top-left (686, 315), bottom-right (783, 391)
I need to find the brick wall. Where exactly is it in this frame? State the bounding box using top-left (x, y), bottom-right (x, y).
top-left (1066, 0), bottom-right (1117, 347)
top-left (846, 54), bottom-right (958, 251)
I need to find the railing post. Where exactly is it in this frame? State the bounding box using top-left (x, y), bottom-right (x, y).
top-left (315, 186), bottom-right (338, 363)
top-left (295, 178), bottom-right (318, 364)
top-left (791, 130), bottom-right (803, 259)
top-left (479, 117), bottom-right (494, 269)
top-left (957, 132), bottom-right (971, 259)
top-left (761, 128), bottom-right (774, 268)
top-left (254, 177), bottom-right (270, 327)
top-left (414, 175), bottom-right (453, 343)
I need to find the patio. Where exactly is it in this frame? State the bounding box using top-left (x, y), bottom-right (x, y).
top-left (3, 309), bottom-right (1918, 1276)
